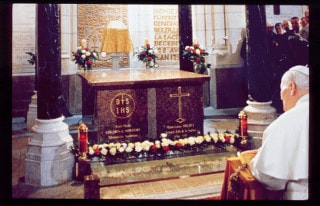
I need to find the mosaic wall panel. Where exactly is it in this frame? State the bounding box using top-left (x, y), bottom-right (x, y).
top-left (77, 4), bottom-right (130, 68)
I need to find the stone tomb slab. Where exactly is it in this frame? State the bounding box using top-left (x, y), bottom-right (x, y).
top-left (96, 88), bottom-right (148, 140)
top-left (156, 85), bottom-right (204, 138)
top-left (78, 68), bottom-right (210, 142)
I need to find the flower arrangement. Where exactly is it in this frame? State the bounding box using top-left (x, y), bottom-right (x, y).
top-left (70, 129), bottom-right (251, 164)
top-left (71, 39), bottom-right (99, 70)
top-left (134, 38), bottom-right (158, 68)
top-left (182, 38), bottom-right (209, 74)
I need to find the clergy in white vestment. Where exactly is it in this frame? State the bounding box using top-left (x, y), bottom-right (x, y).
top-left (250, 65), bottom-right (309, 200)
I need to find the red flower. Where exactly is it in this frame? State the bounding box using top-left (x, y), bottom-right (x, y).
top-left (196, 57), bottom-right (201, 63)
top-left (200, 49), bottom-right (205, 54)
top-left (87, 59), bottom-right (92, 65)
top-left (147, 56), bottom-right (152, 61)
top-left (162, 145), bottom-right (170, 152)
top-left (141, 50), bottom-right (147, 56)
top-left (176, 142), bottom-right (183, 148)
top-left (193, 43), bottom-right (199, 48)
top-left (151, 145), bottom-right (157, 152)
top-left (145, 43), bottom-right (150, 49)
top-left (94, 147), bottom-right (100, 155)
top-left (74, 52), bottom-right (79, 57)
top-left (225, 134), bottom-right (231, 143)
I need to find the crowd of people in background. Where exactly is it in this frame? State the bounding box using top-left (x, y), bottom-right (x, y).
top-left (266, 10), bottom-right (309, 113)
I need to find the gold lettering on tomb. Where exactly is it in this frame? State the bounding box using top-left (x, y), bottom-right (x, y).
top-left (170, 86), bottom-right (190, 124)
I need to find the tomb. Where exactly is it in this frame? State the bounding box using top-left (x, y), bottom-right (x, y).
top-left (78, 68), bottom-right (210, 143)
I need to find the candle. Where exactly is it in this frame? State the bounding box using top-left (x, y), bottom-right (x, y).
top-left (144, 38), bottom-right (149, 45)
top-left (81, 38), bottom-right (87, 48)
top-left (193, 36), bottom-right (198, 45)
top-left (238, 110), bottom-right (247, 137)
top-left (144, 38), bottom-right (150, 48)
top-left (78, 123), bottom-right (88, 154)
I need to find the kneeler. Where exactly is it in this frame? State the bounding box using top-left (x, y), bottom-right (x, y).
top-left (220, 151), bottom-right (284, 200)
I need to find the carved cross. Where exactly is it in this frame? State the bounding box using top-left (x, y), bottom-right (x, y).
top-left (170, 86), bottom-right (190, 123)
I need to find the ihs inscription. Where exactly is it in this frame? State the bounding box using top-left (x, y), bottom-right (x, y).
top-left (110, 93), bottom-right (135, 119)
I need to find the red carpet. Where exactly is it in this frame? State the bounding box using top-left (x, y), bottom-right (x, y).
top-left (201, 196), bottom-right (221, 200)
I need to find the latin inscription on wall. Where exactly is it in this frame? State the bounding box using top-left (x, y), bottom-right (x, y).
top-left (153, 6), bottom-right (179, 63)
top-left (96, 89), bottom-right (148, 141)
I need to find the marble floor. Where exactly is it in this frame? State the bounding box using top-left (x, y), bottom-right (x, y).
top-left (11, 107), bottom-right (241, 199)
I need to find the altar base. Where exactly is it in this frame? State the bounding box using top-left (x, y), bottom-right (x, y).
top-left (25, 116), bottom-right (74, 186)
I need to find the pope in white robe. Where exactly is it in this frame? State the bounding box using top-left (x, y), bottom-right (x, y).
top-left (250, 65), bottom-right (309, 200)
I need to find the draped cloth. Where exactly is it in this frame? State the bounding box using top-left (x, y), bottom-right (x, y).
top-left (251, 94), bottom-right (309, 200)
top-left (100, 20), bottom-right (133, 53)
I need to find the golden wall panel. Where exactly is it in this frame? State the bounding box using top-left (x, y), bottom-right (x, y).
top-left (77, 4), bottom-right (129, 68)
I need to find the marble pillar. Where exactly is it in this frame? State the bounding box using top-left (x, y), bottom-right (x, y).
top-left (25, 4), bottom-right (74, 186)
top-left (243, 5), bottom-right (276, 149)
top-left (178, 5), bottom-right (193, 73)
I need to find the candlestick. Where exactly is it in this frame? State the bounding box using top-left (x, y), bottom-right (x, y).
top-left (78, 123), bottom-right (88, 156)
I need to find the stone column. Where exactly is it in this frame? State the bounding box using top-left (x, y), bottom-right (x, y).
top-left (178, 5), bottom-right (193, 72)
top-left (25, 4), bottom-right (74, 186)
top-left (243, 5), bottom-right (276, 148)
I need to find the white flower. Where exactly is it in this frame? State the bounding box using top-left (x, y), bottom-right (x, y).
top-left (100, 147), bottom-right (108, 156)
top-left (93, 52), bottom-right (97, 58)
top-left (155, 140), bottom-right (161, 149)
top-left (108, 142), bottom-right (115, 148)
top-left (135, 144), bottom-right (142, 153)
top-left (85, 51), bottom-right (91, 56)
top-left (195, 135), bottom-right (204, 144)
top-left (128, 142), bottom-right (134, 148)
top-left (81, 49), bottom-right (86, 54)
top-left (109, 147), bottom-right (117, 156)
top-left (81, 54), bottom-right (86, 59)
top-left (118, 147), bottom-right (125, 153)
top-left (204, 134), bottom-right (211, 143)
top-left (211, 133), bottom-right (219, 143)
top-left (188, 137), bottom-right (195, 146)
top-left (195, 49), bottom-right (201, 55)
top-left (125, 146), bottom-right (133, 153)
top-left (160, 133), bottom-right (167, 138)
top-left (185, 46), bottom-right (190, 50)
top-left (219, 133), bottom-right (225, 143)
top-left (230, 136), bottom-right (235, 144)
top-left (142, 140), bottom-right (152, 151)
top-left (88, 146), bottom-right (95, 155)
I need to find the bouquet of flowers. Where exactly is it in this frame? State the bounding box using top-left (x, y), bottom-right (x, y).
top-left (134, 38), bottom-right (158, 68)
top-left (182, 38), bottom-right (209, 74)
top-left (71, 39), bottom-right (99, 70)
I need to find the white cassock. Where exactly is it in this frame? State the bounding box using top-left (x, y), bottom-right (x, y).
top-left (251, 94), bottom-right (309, 200)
